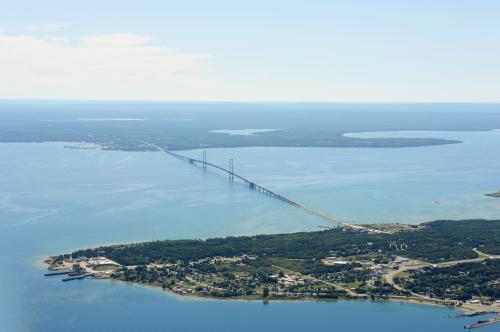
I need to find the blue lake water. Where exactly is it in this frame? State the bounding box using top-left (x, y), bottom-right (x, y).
top-left (1, 130), bottom-right (499, 331)
top-left (209, 128), bottom-right (282, 136)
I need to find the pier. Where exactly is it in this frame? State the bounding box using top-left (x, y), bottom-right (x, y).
top-left (464, 315), bottom-right (500, 330)
top-left (44, 270), bottom-right (72, 276)
top-left (62, 273), bottom-right (93, 282)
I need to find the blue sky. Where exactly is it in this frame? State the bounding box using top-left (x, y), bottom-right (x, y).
top-left (1, 0), bottom-right (499, 101)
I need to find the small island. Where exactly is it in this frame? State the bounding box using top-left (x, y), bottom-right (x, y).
top-left (485, 190), bottom-right (500, 198)
top-left (46, 219), bottom-right (500, 329)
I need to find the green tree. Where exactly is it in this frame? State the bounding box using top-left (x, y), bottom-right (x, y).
top-left (263, 287), bottom-right (269, 298)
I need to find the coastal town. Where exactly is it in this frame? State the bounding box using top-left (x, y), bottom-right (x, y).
top-left (45, 220), bottom-right (500, 329)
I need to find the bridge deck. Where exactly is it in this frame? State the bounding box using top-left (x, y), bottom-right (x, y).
top-left (145, 143), bottom-right (381, 233)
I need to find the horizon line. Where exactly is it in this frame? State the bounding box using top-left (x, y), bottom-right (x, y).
top-left (1, 99), bottom-right (500, 104)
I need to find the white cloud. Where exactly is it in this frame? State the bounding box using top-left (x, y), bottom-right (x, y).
top-left (0, 33), bottom-right (215, 100)
top-left (25, 23), bottom-right (68, 32)
top-left (80, 33), bottom-right (154, 47)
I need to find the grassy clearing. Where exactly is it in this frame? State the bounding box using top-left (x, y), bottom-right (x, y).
top-left (395, 271), bottom-right (410, 279)
top-left (93, 265), bottom-right (119, 271)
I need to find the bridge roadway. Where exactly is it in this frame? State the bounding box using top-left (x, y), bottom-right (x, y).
top-left (145, 143), bottom-right (380, 233)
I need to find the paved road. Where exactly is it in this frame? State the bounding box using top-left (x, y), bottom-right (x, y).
top-left (384, 250), bottom-right (500, 300)
top-left (271, 264), bottom-right (361, 296)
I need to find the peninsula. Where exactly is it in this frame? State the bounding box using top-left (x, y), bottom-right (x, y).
top-left (1, 104), bottom-right (473, 151)
top-left (46, 219), bottom-right (500, 324)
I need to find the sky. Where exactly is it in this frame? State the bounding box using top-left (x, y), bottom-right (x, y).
top-left (0, 0), bottom-right (499, 102)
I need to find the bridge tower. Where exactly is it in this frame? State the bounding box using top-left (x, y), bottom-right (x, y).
top-left (229, 158), bottom-right (234, 182)
top-left (202, 150), bottom-right (207, 169)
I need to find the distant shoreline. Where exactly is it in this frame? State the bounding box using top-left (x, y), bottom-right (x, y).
top-left (0, 136), bottom-right (462, 152)
top-left (485, 191), bottom-right (500, 198)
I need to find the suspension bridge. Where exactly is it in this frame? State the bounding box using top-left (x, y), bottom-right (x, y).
top-left (144, 142), bottom-right (382, 233)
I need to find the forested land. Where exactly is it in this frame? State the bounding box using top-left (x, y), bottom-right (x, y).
top-left (70, 219), bottom-right (499, 265)
top-left (398, 259), bottom-right (500, 301)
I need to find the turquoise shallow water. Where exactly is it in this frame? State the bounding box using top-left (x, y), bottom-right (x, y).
top-left (1, 130), bottom-right (499, 331)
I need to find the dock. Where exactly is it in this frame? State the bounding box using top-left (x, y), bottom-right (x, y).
top-left (44, 270), bottom-right (72, 276)
top-left (464, 315), bottom-right (500, 330)
top-left (449, 311), bottom-right (494, 318)
top-left (62, 273), bottom-right (93, 282)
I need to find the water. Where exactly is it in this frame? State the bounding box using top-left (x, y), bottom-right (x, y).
top-left (1, 130), bottom-right (499, 331)
top-left (209, 128), bottom-right (282, 136)
top-left (186, 130), bottom-right (500, 224)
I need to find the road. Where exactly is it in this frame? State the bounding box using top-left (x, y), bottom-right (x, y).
top-left (384, 250), bottom-right (500, 305)
top-left (271, 264), bottom-right (361, 297)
